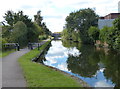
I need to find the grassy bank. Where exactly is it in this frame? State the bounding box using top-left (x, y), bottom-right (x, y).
top-left (18, 41), bottom-right (81, 87)
top-left (0, 50), bottom-right (15, 58)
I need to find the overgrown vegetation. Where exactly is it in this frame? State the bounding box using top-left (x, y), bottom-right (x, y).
top-left (18, 41), bottom-right (81, 87)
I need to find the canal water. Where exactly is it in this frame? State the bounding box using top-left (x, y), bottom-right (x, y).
top-left (37, 40), bottom-right (119, 88)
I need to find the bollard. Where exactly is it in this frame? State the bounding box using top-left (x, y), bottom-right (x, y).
top-left (38, 43), bottom-right (40, 50)
top-left (28, 43), bottom-right (30, 49)
top-left (31, 43), bottom-right (33, 50)
top-left (17, 43), bottom-right (20, 51)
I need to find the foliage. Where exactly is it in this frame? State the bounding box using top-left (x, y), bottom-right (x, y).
top-left (34, 10), bottom-right (43, 26)
top-left (71, 31), bottom-right (81, 42)
top-left (64, 8), bottom-right (98, 44)
top-left (99, 26), bottom-right (110, 43)
top-left (2, 26), bottom-right (13, 42)
top-left (28, 23), bottom-right (43, 42)
top-left (99, 17), bottom-right (120, 51)
top-left (41, 22), bottom-right (51, 35)
top-left (34, 11), bottom-right (51, 35)
top-left (62, 29), bottom-right (70, 39)
top-left (4, 11), bottom-right (33, 27)
top-left (11, 21), bottom-right (27, 47)
top-left (39, 35), bottom-right (47, 40)
top-left (88, 26), bottom-right (99, 43)
top-left (4, 11), bottom-right (14, 26)
top-left (3, 10), bottom-right (51, 49)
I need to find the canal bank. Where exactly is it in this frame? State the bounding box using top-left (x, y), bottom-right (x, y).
top-left (18, 40), bottom-right (86, 87)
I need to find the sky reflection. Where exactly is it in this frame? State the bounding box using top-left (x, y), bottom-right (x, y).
top-left (43, 40), bottom-right (116, 87)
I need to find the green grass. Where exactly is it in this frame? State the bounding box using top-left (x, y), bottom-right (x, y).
top-left (0, 50), bottom-right (15, 58)
top-left (18, 41), bottom-right (81, 87)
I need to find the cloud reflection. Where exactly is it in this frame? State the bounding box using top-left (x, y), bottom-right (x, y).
top-left (95, 80), bottom-right (114, 87)
top-left (44, 41), bottom-right (81, 71)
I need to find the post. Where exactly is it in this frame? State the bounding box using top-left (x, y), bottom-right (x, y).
top-left (17, 43), bottom-right (20, 51)
top-left (28, 42), bottom-right (30, 49)
top-left (15, 43), bottom-right (20, 51)
top-left (38, 43), bottom-right (40, 50)
top-left (31, 43), bottom-right (33, 50)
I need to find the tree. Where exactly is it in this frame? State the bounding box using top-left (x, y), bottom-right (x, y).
top-left (65, 8), bottom-right (99, 44)
top-left (3, 10), bottom-right (43, 43)
top-left (34, 11), bottom-right (51, 37)
top-left (34, 10), bottom-right (43, 26)
top-left (99, 26), bottom-right (110, 43)
top-left (4, 11), bottom-right (14, 26)
top-left (88, 26), bottom-right (99, 43)
top-left (41, 22), bottom-right (51, 35)
top-left (11, 21), bottom-right (27, 47)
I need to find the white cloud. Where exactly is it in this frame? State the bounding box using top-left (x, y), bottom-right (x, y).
top-left (0, 0), bottom-right (119, 32)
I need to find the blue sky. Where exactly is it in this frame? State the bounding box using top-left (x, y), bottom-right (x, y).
top-left (0, 0), bottom-right (119, 32)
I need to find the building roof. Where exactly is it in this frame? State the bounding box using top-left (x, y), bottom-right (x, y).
top-left (100, 13), bottom-right (120, 19)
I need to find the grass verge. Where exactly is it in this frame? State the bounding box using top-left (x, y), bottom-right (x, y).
top-left (18, 41), bottom-right (81, 87)
top-left (0, 50), bottom-right (15, 58)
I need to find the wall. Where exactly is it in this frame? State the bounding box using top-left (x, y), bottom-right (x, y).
top-left (98, 19), bottom-right (114, 29)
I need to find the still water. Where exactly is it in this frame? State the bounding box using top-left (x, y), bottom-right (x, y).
top-left (37, 40), bottom-right (119, 88)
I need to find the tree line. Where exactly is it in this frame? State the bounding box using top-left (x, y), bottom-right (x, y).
top-left (62, 8), bottom-right (120, 51)
top-left (2, 10), bottom-right (51, 50)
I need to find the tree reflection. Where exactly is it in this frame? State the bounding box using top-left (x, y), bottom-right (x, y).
top-left (62, 40), bottom-right (120, 88)
top-left (67, 44), bottom-right (100, 78)
top-left (101, 51), bottom-right (120, 88)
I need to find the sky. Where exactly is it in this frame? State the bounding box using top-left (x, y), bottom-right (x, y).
top-left (0, 0), bottom-right (119, 32)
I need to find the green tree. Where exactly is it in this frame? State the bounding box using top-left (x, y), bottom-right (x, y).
top-left (65, 8), bottom-right (98, 44)
top-left (2, 26), bottom-right (13, 42)
top-left (62, 29), bottom-right (69, 39)
top-left (4, 11), bottom-right (33, 27)
top-left (4, 11), bottom-right (14, 26)
top-left (11, 21), bottom-right (27, 47)
top-left (3, 10), bottom-right (42, 43)
top-left (88, 26), bottom-right (99, 43)
top-left (105, 17), bottom-right (120, 51)
top-left (34, 10), bottom-right (43, 26)
top-left (41, 22), bottom-right (51, 35)
top-left (99, 26), bottom-right (110, 43)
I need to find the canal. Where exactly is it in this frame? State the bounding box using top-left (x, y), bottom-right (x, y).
top-left (37, 40), bottom-right (119, 88)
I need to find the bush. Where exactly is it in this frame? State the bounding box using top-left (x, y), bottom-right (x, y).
top-left (39, 35), bottom-right (47, 40)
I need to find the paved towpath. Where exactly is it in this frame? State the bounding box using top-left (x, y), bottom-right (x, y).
top-left (2, 40), bottom-right (48, 87)
top-left (2, 48), bottom-right (30, 87)
top-left (0, 40), bottom-right (47, 87)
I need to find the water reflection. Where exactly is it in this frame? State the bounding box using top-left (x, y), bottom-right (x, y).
top-left (36, 40), bottom-right (120, 88)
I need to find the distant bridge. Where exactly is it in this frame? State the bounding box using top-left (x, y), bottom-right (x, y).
top-left (52, 33), bottom-right (61, 40)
